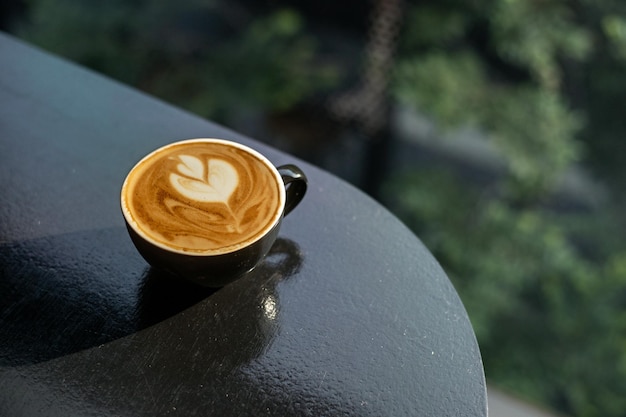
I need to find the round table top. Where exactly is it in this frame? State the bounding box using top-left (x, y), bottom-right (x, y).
top-left (0, 32), bottom-right (487, 416)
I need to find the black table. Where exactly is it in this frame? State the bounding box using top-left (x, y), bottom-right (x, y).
top-left (0, 32), bottom-right (487, 416)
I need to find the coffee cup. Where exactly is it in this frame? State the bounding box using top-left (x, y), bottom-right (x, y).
top-left (121, 138), bottom-right (307, 287)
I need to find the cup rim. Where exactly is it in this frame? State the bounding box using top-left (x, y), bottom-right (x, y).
top-left (120, 138), bottom-right (286, 256)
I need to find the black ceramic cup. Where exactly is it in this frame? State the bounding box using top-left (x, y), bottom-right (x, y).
top-left (121, 138), bottom-right (307, 287)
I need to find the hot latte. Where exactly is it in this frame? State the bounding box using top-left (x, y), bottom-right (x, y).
top-left (122, 139), bottom-right (284, 254)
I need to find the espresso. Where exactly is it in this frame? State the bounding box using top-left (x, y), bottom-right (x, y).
top-left (122, 140), bottom-right (283, 254)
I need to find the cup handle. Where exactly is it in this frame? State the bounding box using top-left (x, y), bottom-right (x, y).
top-left (277, 164), bottom-right (307, 216)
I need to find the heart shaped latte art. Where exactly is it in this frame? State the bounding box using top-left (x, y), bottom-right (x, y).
top-left (169, 155), bottom-right (238, 204)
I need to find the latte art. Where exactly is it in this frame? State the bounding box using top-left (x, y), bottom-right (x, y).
top-left (170, 157), bottom-right (238, 204)
top-left (123, 141), bottom-right (283, 254)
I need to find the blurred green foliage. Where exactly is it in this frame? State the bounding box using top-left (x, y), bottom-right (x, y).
top-left (393, 0), bottom-right (588, 200)
top-left (16, 0), bottom-right (339, 122)
top-left (10, 0), bottom-right (626, 415)
top-left (390, 1), bottom-right (626, 416)
top-left (384, 169), bottom-right (626, 416)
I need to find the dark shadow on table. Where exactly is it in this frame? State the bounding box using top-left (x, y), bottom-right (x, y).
top-left (0, 227), bottom-right (302, 366)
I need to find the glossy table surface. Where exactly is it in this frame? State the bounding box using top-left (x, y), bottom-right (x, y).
top-left (0, 32), bottom-right (487, 416)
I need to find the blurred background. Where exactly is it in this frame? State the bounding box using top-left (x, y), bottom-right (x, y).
top-left (2, 0), bottom-right (626, 416)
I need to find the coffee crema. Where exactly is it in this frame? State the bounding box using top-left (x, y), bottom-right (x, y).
top-left (122, 140), bottom-right (283, 254)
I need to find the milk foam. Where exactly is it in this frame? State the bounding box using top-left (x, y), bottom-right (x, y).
top-left (123, 141), bottom-right (283, 254)
top-left (170, 156), bottom-right (238, 204)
